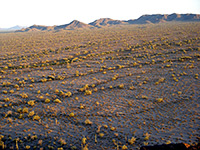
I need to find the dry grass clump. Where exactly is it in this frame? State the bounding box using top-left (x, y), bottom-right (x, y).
top-left (118, 84), bottom-right (124, 89)
top-left (69, 112), bottom-right (75, 117)
top-left (28, 111), bottom-right (35, 117)
top-left (22, 107), bottom-right (29, 113)
top-left (85, 119), bottom-right (92, 125)
top-left (45, 98), bottom-right (50, 103)
top-left (157, 98), bottom-right (164, 102)
top-left (20, 93), bottom-right (28, 98)
top-left (33, 115), bottom-right (40, 121)
top-left (128, 137), bottom-right (136, 145)
top-left (27, 100), bottom-right (35, 106)
top-left (54, 99), bottom-right (62, 103)
top-left (84, 90), bottom-right (92, 95)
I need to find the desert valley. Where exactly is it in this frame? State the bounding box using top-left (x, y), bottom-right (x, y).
top-left (0, 13), bottom-right (200, 150)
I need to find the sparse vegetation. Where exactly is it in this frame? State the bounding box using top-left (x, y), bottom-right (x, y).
top-left (0, 22), bottom-right (199, 149)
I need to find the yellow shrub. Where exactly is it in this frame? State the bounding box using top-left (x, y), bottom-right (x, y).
top-left (27, 100), bottom-right (35, 106)
top-left (54, 99), bottom-right (62, 103)
top-left (33, 115), bottom-right (40, 121)
top-left (28, 111), bottom-right (35, 117)
top-left (22, 107), bottom-right (28, 113)
top-left (45, 98), bottom-right (50, 103)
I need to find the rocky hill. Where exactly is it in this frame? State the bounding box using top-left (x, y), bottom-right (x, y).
top-left (55, 20), bottom-right (93, 30)
top-left (89, 18), bottom-right (125, 27)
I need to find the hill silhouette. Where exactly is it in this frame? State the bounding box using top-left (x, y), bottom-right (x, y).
top-left (16, 13), bottom-right (200, 32)
top-left (55, 20), bottom-right (93, 30)
top-left (89, 18), bottom-right (125, 27)
top-left (19, 25), bottom-right (54, 32)
top-left (128, 13), bottom-right (200, 24)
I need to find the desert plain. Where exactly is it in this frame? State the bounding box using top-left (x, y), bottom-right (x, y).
top-left (0, 22), bottom-right (199, 149)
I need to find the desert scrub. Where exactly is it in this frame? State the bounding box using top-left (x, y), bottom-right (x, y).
top-left (166, 140), bottom-right (171, 144)
top-left (27, 100), bottom-right (35, 106)
top-left (118, 84), bottom-right (124, 89)
top-left (144, 133), bottom-right (150, 140)
top-left (93, 88), bottom-right (98, 92)
top-left (69, 112), bottom-right (75, 117)
top-left (37, 90), bottom-right (41, 94)
top-left (66, 91), bottom-right (72, 97)
top-left (58, 90), bottom-right (65, 96)
top-left (82, 137), bottom-right (87, 145)
top-left (79, 104), bottom-right (84, 109)
top-left (155, 77), bottom-right (165, 85)
top-left (4, 98), bottom-right (10, 102)
top-left (110, 126), bottom-right (116, 131)
top-left (128, 137), bottom-right (136, 145)
top-left (85, 119), bottom-right (92, 125)
top-left (157, 98), bottom-right (164, 102)
top-left (2, 81), bottom-right (11, 87)
top-left (39, 95), bottom-right (44, 99)
top-left (96, 101), bottom-right (100, 105)
top-left (122, 145), bottom-right (128, 150)
top-left (17, 108), bottom-right (22, 113)
top-left (99, 133), bottom-right (104, 138)
top-left (7, 117), bottom-right (13, 123)
top-left (59, 138), bottom-right (67, 145)
top-left (45, 98), bottom-right (50, 103)
top-left (33, 115), bottom-right (40, 121)
top-left (25, 145), bottom-right (30, 149)
top-left (85, 90), bottom-right (92, 95)
top-left (20, 93), bottom-right (28, 98)
top-left (47, 75), bottom-right (55, 80)
top-left (141, 95), bottom-right (148, 99)
top-left (0, 135), bottom-right (5, 149)
top-left (54, 99), bottom-right (62, 103)
top-left (28, 111), bottom-right (35, 117)
top-left (22, 107), bottom-right (29, 113)
top-left (14, 84), bottom-right (19, 88)
top-left (101, 86), bottom-right (105, 90)
top-left (29, 84), bottom-right (33, 87)
top-left (129, 86), bottom-right (135, 90)
top-left (3, 90), bottom-right (8, 94)
top-left (178, 91), bottom-right (182, 95)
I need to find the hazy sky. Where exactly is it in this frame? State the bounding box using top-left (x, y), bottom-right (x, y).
top-left (1, 0), bottom-right (200, 28)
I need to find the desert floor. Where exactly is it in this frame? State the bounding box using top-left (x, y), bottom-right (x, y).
top-left (0, 22), bottom-right (199, 149)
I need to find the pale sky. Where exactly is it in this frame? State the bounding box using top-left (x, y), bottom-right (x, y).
top-left (0, 0), bottom-right (200, 28)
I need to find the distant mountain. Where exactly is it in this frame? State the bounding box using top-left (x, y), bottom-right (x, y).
top-left (0, 25), bottom-right (25, 31)
top-left (89, 18), bottom-right (125, 27)
top-left (19, 25), bottom-right (54, 32)
top-left (16, 13), bottom-right (200, 32)
top-left (55, 20), bottom-right (92, 30)
top-left (128, 13), bottom-right (200, 24)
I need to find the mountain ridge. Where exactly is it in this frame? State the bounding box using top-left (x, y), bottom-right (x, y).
top-left (16, 13), bottom-right (200, 32)
top-left (127, 13), bottom-right (200, 24)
